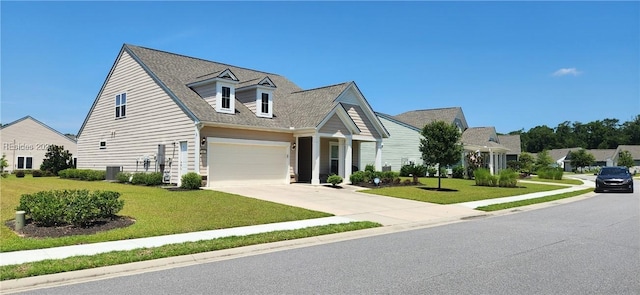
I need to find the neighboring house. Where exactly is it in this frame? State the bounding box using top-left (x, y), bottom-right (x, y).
top-left (497, 135), bottom-right (522, 162)
top-left (359, 112), bottom-right (422, 171)
top-left (612, 145), bottom-right (640, 173)
top-left (547, 148), bottom-right (580, 171)
top-left (77, 44), bottom-right (389, 187)
top-left (562, 148), bottom-right (616, 172)
top-left (460, 127), bottom-right (509, 175)
top-left (0, 116), bottom-right (77, 172)
top-left (361, 107), bottom-right (468, 172)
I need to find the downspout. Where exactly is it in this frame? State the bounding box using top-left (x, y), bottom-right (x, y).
top-left (194, 121), bottom-right (203, 179)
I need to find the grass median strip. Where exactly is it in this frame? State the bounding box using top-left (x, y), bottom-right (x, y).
top-left (0, 221), bottom-right (380, 281)
top-left (475, 188), bottom-right (594, 212)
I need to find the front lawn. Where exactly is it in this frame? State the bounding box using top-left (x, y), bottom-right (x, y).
top-left (0, 175), bottom-right (331, 252)
top-left (362, 177), bottom-right (566, 204)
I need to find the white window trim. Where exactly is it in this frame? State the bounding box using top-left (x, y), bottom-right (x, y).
top-left (256, 89), bottom-right (273, 118)
top-left (329, 142), bottom-right (339, 175)
top-left (115, 92), bottom-right (127, 119)
top-left (216, 82), bottom-right (235, 114)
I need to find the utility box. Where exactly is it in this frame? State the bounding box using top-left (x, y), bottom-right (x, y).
top-left (382, 165), bottom-right (392, 172)
top-left (106, 166), bottom-right (121, 181)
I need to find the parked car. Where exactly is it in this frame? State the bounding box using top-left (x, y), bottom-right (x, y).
top-left (594, 166), bottom-right (634, 193)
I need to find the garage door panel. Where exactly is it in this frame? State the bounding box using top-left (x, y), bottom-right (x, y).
top-left (209, 141), bottom-right (288, 186)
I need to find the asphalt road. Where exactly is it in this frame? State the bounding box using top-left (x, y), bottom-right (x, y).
top-left (17, 182), bottom-right (640, 295)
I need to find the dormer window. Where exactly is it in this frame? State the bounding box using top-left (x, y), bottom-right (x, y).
top-left (261, 93), bottom-right (269, 114)
top-left (256, 89), bottom-right (273, 118)
top-left (222, 86), bottom-right (231, 109)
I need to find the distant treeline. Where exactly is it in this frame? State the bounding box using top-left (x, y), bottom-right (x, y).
top-left (506, 115), bottom-right (640, 153)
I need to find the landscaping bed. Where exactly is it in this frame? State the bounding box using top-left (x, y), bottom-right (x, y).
top-left (6, 216), bottom-right (135, 239)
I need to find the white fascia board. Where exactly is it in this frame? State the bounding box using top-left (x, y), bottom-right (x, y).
top-left (337, 82), bottom-right (390, 138)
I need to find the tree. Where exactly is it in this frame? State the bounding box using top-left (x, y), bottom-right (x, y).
top-left (0, 154), bottom-right (8, 173)
top-left (568, 149), bottom-right (595, 173)
top-left (419, 121), bottom-right (463, 189)
top-left (40, 145), bottom-right (74, 175)
top-left (518, 152), bottom-right (535, 174)
top-left (617, 150), bottom-right (634, 168)
top-left (534, 150), bottom-right (554, 172)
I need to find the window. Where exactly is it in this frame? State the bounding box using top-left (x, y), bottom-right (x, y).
top-left (99, 141), bottom-right (106, 149)
top-left (17, 156), bottom-right (33, 169)
top-left (261, 93), bottom-right (269, 114)
top-left (115, 93), bottom-right (127, 118)
top-left (221, 87), bottom-right (231, 109)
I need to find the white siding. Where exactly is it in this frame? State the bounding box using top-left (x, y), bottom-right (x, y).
top-left (77, 51), bottom-right (196, 183)
top-left (1, 118), bottom-right (77, 172)
top-left (236, 88), bottom-right (257, 113)
top-left (193, 84), bottom-right (217, 109)
top-left (361, 116), bottom-right (422, 172)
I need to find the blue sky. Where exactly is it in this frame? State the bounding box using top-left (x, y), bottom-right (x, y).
top-left (2, 1), bottom-right (638, 135)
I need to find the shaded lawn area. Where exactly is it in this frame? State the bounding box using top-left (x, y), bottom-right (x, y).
top-left (0, 175), bottom-right (330, 252)
top-left (362, 177), bottom-right (566, 204)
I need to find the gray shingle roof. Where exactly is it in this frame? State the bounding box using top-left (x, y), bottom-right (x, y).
top-left (548, 148), bottom-right (579, 161)
top-left (497, 135), bottom-right (522, 155)
top-left (393, 107), bottom-right (467, 130)
top-left (615, 145), bottom-right (640, 160)
top-left (461, 127), bottom-right (508, 151)
top-left (124, 44), bottom-right (352, 130)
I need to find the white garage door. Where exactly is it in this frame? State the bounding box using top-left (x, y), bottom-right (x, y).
top-left (208, 138), bottom-right (290, 187)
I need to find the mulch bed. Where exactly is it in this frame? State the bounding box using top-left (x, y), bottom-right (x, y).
top-left (5, 216), bottom-right (135, 239)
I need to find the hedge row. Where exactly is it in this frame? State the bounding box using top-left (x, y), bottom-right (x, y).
top-left (116, 172), bottom-right (163, 186)
top-left (16, 190), bottom-right (124, 227)
top-left (58, 169), bottom-right (106, 181)
top-left (474, 168), bottom-right (518, 187)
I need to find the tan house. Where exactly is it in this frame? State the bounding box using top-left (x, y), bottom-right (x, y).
top-left (0, 116), bottom-right (77, 172)
top-left (76, 44), bottom-right (389, 187)
top-left (461, 127), bottom-right (509, 175)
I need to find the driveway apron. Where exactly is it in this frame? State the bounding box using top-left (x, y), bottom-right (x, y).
top-left (209, 184), bottom-right (483, 226)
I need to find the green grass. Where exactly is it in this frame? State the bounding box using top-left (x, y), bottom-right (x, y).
top-left (476, 188), bottom-right (594, 211)
top-left (526, 176), bottom-right (584, 185)
top-left (364, 177), bottom-right (567, 204)
top-left (1, 175), bottom-right (331, 252)
top-left (0, 221), bottom-right (380, 281)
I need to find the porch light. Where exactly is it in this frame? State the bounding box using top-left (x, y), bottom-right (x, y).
top-left (292, 143), bottom-right (296, 150)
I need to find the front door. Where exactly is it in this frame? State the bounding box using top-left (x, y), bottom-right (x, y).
top-left (330, 142), bottom-right (339, 175)
top-left (179, 141), bottom-right (188, 179)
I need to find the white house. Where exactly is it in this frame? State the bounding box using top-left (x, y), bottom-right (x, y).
top-left (76, 44), bottom-right (389, 186)
top-left (0, 116), bottom-right (77, 172)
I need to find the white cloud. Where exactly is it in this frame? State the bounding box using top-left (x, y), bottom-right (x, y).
top-left (552, 68), bottom-right (582, 77)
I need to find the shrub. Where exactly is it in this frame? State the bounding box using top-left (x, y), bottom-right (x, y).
top-left (181, 172), bottom-right (202, 190)
top-left (474, 168), bottom-right (491, 186)
top-left (144, 172), bottom-right (163, 186)
top-left (452, 166), bottom-right (465, 179)
top-left (364, 170), bottom-right (381, 183)
top-left (380, 171), bottom-right (399, 184)
top-left (349, 171), bottom-right (366, 184)
top-left (16, 190), bottom-right (124, 227)
top-left (498, 169), bottom-right (518, 187)
top-left (32, 170), bottom-right (43, 177)
top-left (327, 174), bottom-right (343, 187)
top-left (402, 179), bottom-right (413, 185)
top-left (15, 171), bottom-right (25, 178)
top-left (116, 172), bottom-right (131, 183)
top-left (401, 164), bottom-right (427, 183)
top-left (537, 167), bottom-right (563, 180)
top-left (58, 169), bottom-right (105, 181)
top-left (1, 172), bottom-right (8, 178)
top-left (130, 172), bottom-right (147, 185)
top-left (427, 167), bottom-right (437, 177)
top-left (364, 164), bottom-right (375, 173)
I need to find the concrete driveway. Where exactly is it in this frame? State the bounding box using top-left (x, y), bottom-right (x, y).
top-left (211, 184), bottom-right (483, 226)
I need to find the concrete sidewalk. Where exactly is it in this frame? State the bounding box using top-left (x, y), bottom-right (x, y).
top-left (0, 178), bottom-right (594, 268)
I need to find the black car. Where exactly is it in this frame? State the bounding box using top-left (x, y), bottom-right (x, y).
top-left (595, 166), bottom-right (634, 193)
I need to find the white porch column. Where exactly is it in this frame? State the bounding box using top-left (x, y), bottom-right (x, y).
top-left (489, 149), bottom-right (494, 175)
top-left (338, 138), bottom-right (345, 178)
top-left (311, 135), bottom-right (320, 185)
top-left (375, 139), bottom-right (383, 171)
top-left (345, 136), bottom-right (353, 183)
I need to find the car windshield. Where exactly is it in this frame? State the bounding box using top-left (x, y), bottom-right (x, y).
top-left (600, 168), bottom-right (628, 175)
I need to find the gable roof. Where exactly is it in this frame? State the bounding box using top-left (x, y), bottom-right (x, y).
top-left (376, 112), bottom-right (421, 132)
top-left (461, 127), bottom-right (508, 152)
top-left (497, 135), bottom-right (522, 156)
top-left (78, 44), bottom-right (387, 137)
top-left (394, 107), bottom-right (468, 130)
top-left (1, 116), bottom-right (77, 144)
top-left (548, 148), bottom-right (579, 162)
top-left (615, 145), bottom-right (640, 160)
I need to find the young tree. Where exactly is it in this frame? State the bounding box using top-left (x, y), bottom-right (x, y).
top-left (420, 121), bottom-right (463, 189)
top-left (534, 150), bottom-right (554, 172)
top-left (40, 145), bottom-right (74, 175)
top-left (518, 152), bottom-right (535, 174)
top-left (0, 154), bottom-right (8, 173)
top-left (617, 150), bottom-right (634, 168)
top-left (568, 149), bottom-right (595, 173)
